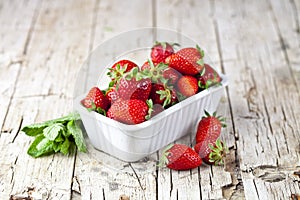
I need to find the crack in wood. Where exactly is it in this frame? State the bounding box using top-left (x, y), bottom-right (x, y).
top-left (128, 163), bottom-right (146, 198)
top-left (290, 0), bottom-right (300, 34)
top-left (169, 169), bottom-right (173, 198)
top-left (11, 117), bottom-right (23, 143)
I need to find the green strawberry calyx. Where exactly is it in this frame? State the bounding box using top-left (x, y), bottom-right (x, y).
top-left (139, 59), bottom-right (169, 84)
top-left (157, 143), bottom-right (174, 167)
top-left (156, 88), bottom-right (173, 108)
top-left (208, 138), bottom-right (229, 165)
top-left (107, 63), bottom-right (129, 87)
top-left (196, 45), bottom-right (205, 58)
top-left (203, 110), bottom-right (226, 128)
top-left (87, 102), bottom-right (106, 116)
top-left (198, 70), bottom-right (222, 89)
top-left (196, 45), bottom-right (205, 67)
top-left (145, 99), bottom-right (154, 120)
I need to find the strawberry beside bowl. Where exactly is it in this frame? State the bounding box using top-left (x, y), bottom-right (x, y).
top-left (73, 28), bottom-right (228, 162)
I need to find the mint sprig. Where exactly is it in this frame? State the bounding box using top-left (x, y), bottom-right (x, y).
top-left (22, 112), bottom-right (87, 158)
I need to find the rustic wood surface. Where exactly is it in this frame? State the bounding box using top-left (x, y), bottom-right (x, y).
top-left (0, 0), bottom-right (299, 199)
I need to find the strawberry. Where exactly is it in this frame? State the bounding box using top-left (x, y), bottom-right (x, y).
top-left (177, 75), bottom-right (198, 97)
top-left (81, 87), bottom-right (110, 114)
top-left (149, 83), bottom-right (175, 107)
top-left (162, 67), bottom-right (181, 85)
top-left (117, 77), bottom-right (152, 101)
top-left (159, 144), bottom-right (202, 170)
top-left (111, 59), bottom-right (137, 71)
top-left (150, 83), bottom-right (166, 105)
top-left (141, 60), bottom-right (158, 71)
top-left (116, 67), bottom-right (152, 101)
top-left (195, 111), bottom-right (226, 145)
top-left (198, 64), bottom-right (222, 89)
top-left (151, 42), bottom-right (175, 63)
top-left (106, 85), bottom-right (119, 104)
top-left (165, 45), bottom-right (205, 75)
top-left (107, 99), bottom-right (152, 125)
top-left (194, 139), bottom-right (228, 165)
top-left (141, 60), bottom-right (151, 70)
top-left (152, 104), bottom-right (164, 117)
top-left (107, 60), bottom-right (137, 85)
top-left (169, 88), bottom-right (179, 106)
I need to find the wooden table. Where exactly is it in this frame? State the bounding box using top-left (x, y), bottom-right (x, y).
top-left (1, 0), bottom-right (299, 199)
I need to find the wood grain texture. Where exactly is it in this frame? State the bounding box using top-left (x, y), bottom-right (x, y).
top-left (214, 0), bottom-right (300, 199)
top-left (0, 0), bottom-right (299, 199)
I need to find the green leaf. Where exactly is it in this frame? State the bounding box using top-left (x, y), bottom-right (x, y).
top-left (67, 120), bottom-right (87, 153)
top-left (21, 123), bottom-right (48, 137)
top-left (43, 123), bottom-right (65, 141)
top-left (27, 134), bottom-right (54, 158)
top-left (53, 142), bottom-right (61, 152)
top-left (60, 138), bottom-right (71, 155)
top-left (64, 121), bottom-right (74, 138)
top-left (43, 112), bottom-right (81, 125)
top-left (22, 112), bottom-right (80, 137)
top-left (55, 132), bottom-right (65, 142)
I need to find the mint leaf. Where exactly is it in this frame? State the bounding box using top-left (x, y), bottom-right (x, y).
top-left (43, 123), bottom-right (65, 141)
top-left (24, 112), bottom-right (87, 158)
top-left (60, 138), bottom-right (70, 155)
top-left (55, 132), bottom-right (65, 143)
top-left (27, 134), bottom-right (54, 158)
top-left (67, 120), bottom-right (87, 153)
top-left (22, 112), bottom-right (80, 137)
top-left (43, 112), bottom-right (81, 125)
top-left (64, 121), bottom-right (74, 138)
top-left (53, 142), bottom-right (61, 152)
top-left (22, 123), bottom-right (48, 136)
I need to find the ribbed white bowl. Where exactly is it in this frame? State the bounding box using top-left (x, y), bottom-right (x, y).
top-left (75, 75), bottom-right (228, 162)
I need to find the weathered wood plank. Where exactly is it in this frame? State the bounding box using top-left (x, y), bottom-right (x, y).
top-left (214, 0), bottom-right (300, 198)
top-left (71, 0), bottom-right (157, 199)
top-left (268, 0), bottom-right (300, 91)
top-left (1, 0), bottom-right (96, 199)
top-left (0, 0), bottom-right (40, 131)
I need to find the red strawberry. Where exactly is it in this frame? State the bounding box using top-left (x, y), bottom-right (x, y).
top-left (198, 64), bottom-right (222, 89)
top-left (195, 111), bottom-right (226, 145)
top-left (165, 46), bottom-right (205, 75)
top-left (107, 60), bottom-right (137, 83)
top-left (150, 84), bottom-right (166, 105)
top-left (81, 87), bottom-right (110, 114)
top-left (169, 88), bottom-right (179, 106)
top-left (106, 85), bottom-right (119, 104)
top-left (141, 60), bottom-right (159, 71)
top-left (160, 144), bottom-right (202, 170)
top-left (107, 99), bottom-right (152, 125)
top-left (177, 75), bottom-right (198, 97)
top-left (141, 60), bottom-right (151, 70)
top-left (162, 67), bottom-right (182, 85)
top-left (117, 77), bottom-right (152, 101)
top-left (149, 83), bottom-right (175, 107)
top-left (194, 139), bottom-right (228, 165)
top-left (151, 42), bottom-right (175, 63)
top-left (152, 104), bottom-right (164, 117)
top-left (111, 59), bottom-right (137, 71)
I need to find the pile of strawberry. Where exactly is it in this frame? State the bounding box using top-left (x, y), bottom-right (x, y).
top-left (81, 42), bottom-right (222, 125)
top-left (160, 111), bottom-right (228, 170)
